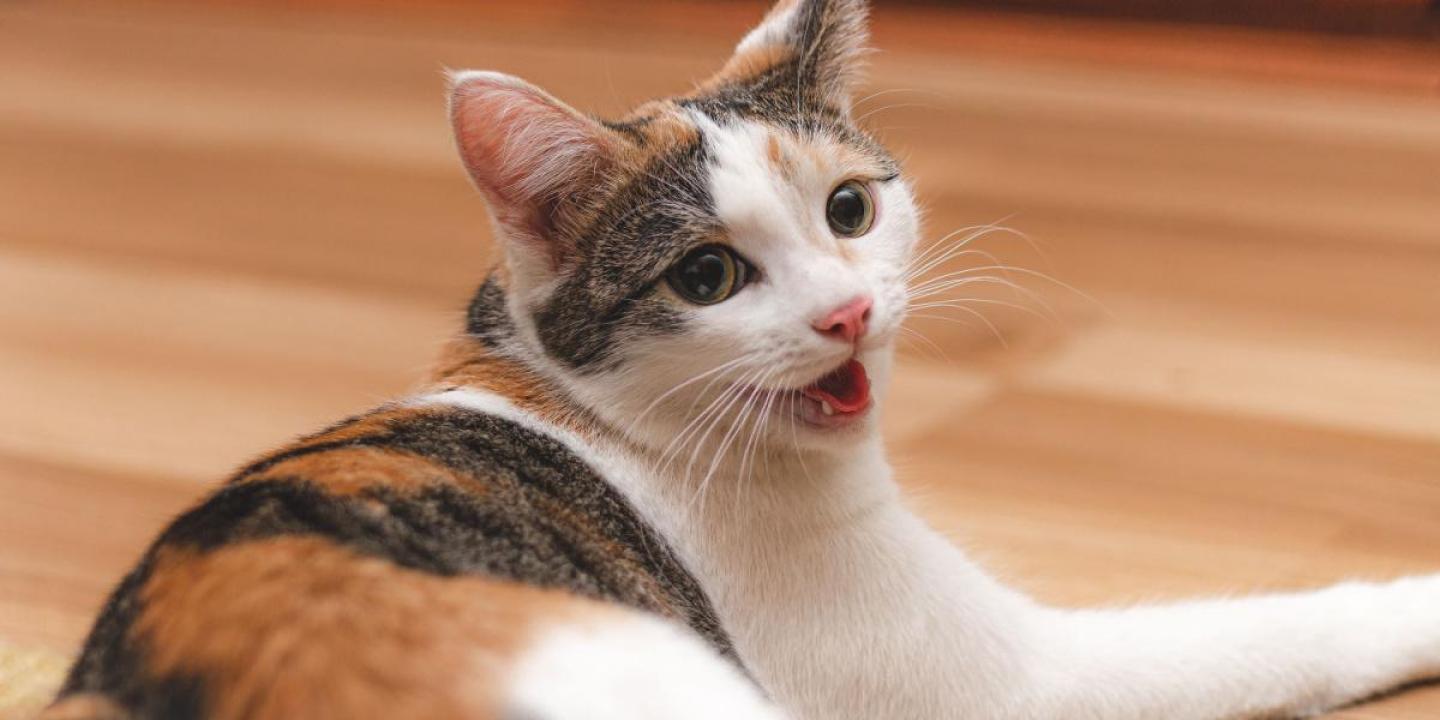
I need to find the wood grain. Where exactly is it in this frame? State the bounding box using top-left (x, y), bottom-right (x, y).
top-left (1, 1), bottom-right (1437, 716)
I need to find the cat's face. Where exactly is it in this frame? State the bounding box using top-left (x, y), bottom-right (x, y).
top-left (451, 0), bottom-right (915, 457)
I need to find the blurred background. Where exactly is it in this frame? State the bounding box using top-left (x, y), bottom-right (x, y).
top-left (1, 1), bottom-right (1438, 716)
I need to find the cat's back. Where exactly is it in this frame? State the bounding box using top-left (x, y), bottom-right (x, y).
top-left (47, 391), bottom-right (740, 720)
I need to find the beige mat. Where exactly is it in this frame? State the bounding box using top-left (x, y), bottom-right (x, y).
top-left (0, 641), bottom-right (66, 720)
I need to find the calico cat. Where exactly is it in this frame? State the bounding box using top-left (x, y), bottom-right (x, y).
top-left (48, 0), bottom-right (1440, 718)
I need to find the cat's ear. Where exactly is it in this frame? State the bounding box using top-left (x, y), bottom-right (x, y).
top-left (448, 70), bottom-right (618, 267)
top-left (706, 0), bottom-right (870, 114)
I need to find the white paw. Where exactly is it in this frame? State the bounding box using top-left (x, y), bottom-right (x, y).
top-left (504, 614), bottom-right (784, 720)
top-left (1384, 574), bottom-right (1440, 670)
top-left (1328, 573), bottom-right (1440, 691)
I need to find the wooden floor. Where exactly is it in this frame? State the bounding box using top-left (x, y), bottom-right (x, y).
top-left (1, 1), bottom-right (1438, 716)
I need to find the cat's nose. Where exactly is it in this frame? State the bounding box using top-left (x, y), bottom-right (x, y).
top-left (812, 295), bottom-right (872, 344)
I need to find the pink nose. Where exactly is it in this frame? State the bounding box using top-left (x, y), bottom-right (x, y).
top-left (812, 296), bottom-right (872, 344)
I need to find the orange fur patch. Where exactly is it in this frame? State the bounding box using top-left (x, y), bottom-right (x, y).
top-left (133, 538), bottom-right (625, 720)
top-left (429, 336), bottom-right (578, 429)
top-left (240, 445), bottom-right (476, 498)
top-left (764, 132), bottom-right (797, 183)
top-left (620, 101), bottom-right (701, 154)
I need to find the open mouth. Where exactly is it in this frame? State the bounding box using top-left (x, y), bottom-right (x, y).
top-left (797, 358), bottom-right (871, 427)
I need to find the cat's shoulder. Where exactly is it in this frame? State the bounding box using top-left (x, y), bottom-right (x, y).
top-left (167, 388), bottom-right (691, 605)
top-left (56, 389), bottom-right (736, 712)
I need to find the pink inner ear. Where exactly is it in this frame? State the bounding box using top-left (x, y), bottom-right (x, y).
top-left (449, 72), bottom-right (611, 235)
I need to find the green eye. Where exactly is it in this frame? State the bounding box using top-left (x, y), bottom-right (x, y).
top-left (667, 245), bottom-right (748, 305)
top-left (826, 180), bottom-right (875, 237)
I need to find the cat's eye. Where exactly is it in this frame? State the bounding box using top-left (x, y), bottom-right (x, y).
top-left (667, 244), bottom-right (750, 305)
top-left (826, 180), bottom-right (875, 238)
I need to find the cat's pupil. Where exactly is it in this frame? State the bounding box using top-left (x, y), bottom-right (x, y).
top-left (830, 190), bottom-right (863, 228)
top-left (683, 253), bottom-right (726, 297)
top-left (827, 181), bottom-right (873, 237)
top-left (668, 245), bottom-right (742, 305)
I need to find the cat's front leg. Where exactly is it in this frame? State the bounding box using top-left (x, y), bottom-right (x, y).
top-left (1014, 574), bottom-right (1440, 719)
top-left (701, 490), bottom-right (1439, 720)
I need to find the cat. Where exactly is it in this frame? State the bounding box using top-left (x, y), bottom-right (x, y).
top-left (46, 0), bottom-right (1440, 718)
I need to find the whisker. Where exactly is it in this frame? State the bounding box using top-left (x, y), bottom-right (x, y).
top-left (674, 365), bottom-right (766, 484)
top-left (737, 381), bottom-right (782, 504)
top-left (908, 274), bottom-right (1065, 322)
top-left (625, 355), bottom-right (752, 436)
top-left (898, 325), bottom-right (952, 364)
top-left (655, 367), bottom-right (755, 479)
top-left (690, 366), bottom-right (777, 516)
top-left (851, 87), bottom-right (944, 109)
top-left (855, 102), bottom-right (937, 125)
top-left (908, 309), bottom-right (1009, 349)
top-left (909, 297), bottom-right (1052, 323)
top-left (904, 224), bottom-right (1022, 283)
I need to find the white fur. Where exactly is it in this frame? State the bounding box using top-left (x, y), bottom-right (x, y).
top-left (505, 613), bottom-right (785, 720)
top-left (735, 0), bottom-right (801, 56)
top-left (424, 105), bottom-right (1440, 719)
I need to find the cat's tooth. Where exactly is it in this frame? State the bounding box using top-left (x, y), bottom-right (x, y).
top-left (821, 401), bottom-right (836, 416)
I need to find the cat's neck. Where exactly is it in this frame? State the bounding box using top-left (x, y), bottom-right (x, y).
top-left (430, 274), bottom-right (592, 433)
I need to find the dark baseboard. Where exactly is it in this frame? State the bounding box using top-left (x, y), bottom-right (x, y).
top-left (888, 0), bottom-right (1440, 38)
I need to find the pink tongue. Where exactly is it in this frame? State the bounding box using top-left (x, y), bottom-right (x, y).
top-left (802, 359), bottom-right (871, 413)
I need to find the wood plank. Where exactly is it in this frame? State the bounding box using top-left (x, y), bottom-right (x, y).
top-left (1, 1), bottom-right (1437, 716)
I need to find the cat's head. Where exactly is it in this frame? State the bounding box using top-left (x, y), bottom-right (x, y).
top-left (449, 0), bottom-right (917, 457)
